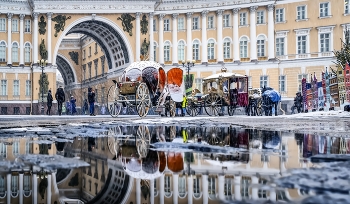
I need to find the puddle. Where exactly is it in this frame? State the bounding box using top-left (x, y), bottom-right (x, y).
top-left (0, 124), bottom-right (349, 203)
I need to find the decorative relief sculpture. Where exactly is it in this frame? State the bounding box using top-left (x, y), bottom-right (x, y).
top-left (117, 13), bottom-right (135, 36)
top-left (69, 51), bottom-right (79, 65)
top-left (39, 39), bottom-right (48, 60)
top-left (38, 15), bottom-right (46, 35)
top-left (140, 38), bottom-right (150, 60)
top-left (52, 15), bottom-right (71, 37)
top-left (140, 14), bottom-right (148, 35)
top-left (39, 73), bottom-right (49, 94)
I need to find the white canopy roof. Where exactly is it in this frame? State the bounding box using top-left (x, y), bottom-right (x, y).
top-left (123, 166), bottom-right (164, 180)
top-left (203, 72), bottom-right (246, 80)
top-left (124, 61), bottom-right (163, 73)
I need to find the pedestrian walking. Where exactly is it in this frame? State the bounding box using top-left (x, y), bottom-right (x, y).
top-left (181, 94), bottom-right (187, 117)
top-left (46, 89), bottom-right (53, 115)
top-left (65, 100), bottom-right (71, 115)
top-left (70, 96), bottom-right (77, 115)
top-left (83, 99), bottom-right (89, 115)
top-left (88, 87), bottom-right (96, 116)
top-left (55, 86), bottom-right (65, 116)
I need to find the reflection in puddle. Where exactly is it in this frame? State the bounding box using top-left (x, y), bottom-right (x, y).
top-left (0, 124), bottom-right (348, 203)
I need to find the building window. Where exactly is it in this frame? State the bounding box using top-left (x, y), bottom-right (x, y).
top-left (0, 19), bottom-right (6, 31)
top-left (346, 0), bottom-right (350, 14)
top-left (94, 43), bottom-right (98, 54)
top-left (298, 74), bottom-right (308, 92)
top-left (192, 17), bottom-right (199, 29)
top-left (276, 8), bottom-right (285, 22)
top-left (178, 17), bottom-right (184, 30)
top-left (94, 61), bottom-right (98, 77)
top-left (23, 175), bottom-right (30, 196)
top-left (83, 50), bottom-right (86, 59)
top-left (24, 43), bottom-right (31, 63)
top-left (297, 5), bottom-right (306, 20)
top-left (12, 42), bottom-right (19, 62)
top-left (223, 38), bottom-right (231, 59)
top-left (208, 16), bottom-right (214, 29)
top-left (224, 178), bottom-right (232, 199)
top-left (1, 80), bottom-right (7, 96)
top-left (165, 175), bottom-right (171, 197)
top-left (257, 11), bottom-right (264, 24)
top-left (276, 37), bottom-right (285, 56)
top-left (88, 47), bottom-right (91, 57)
top-left (0, 143), bottom-right (6, 157)
top-left (25, 80), bottom-right (31, 96)
top-left (241, 177), bottom-right (250, 198)
top-left (208, 177), bottom-right (216, 199)
top-left (178, 41), bottom-right (185, 61)
top-left (240, 12), bottom-right (247, 26)
top-left (193, 177), bottom-right (200, 198)
top-left (297, 35), bottom-right (307, 54)
top-left (0, 41), bottom-right (5, 62)
top-left (11, 175), bottom-right (18, 197)
top-left (153, 42), bottom-right (157, 61)
top-left (257, 36), bottom-right (265, 57)
top-left (164, 41), bottom-right (170, 61)
top-left (0, 176), bottom-right (4, 197)
top-left (279, 75), bottom-right (286, 92)
top-left (240, 37), bottom-right (248, 58)
top-left (223, 14), bottom-right (230, 27)
top-left (320, 2), bottom-right (329, 17)
top-left (25, 142), bottom-right (32, 154)
top-left (164, 19), bottom-right (170, 31)
top-left (1, 107), bottom-right (7, 115)
top-left (88, 63), bottom-right (92, 79)
top-left (258, 179), bottom-right (268, 198)
top-left (320, 33), bottom-right (330, 52)
top-left (260, 75), bottom-right (269, 88)
top-left (25, 107), bottom-right (31, 115)
top-left (13, 141), bottom-right (19, 155)
top-left (13, 80), bottom-right (19, 96)
top-left (179, 176), bottom-right (186, 197)
top-left (25, 19), bottom-right (31, 32)
top-left (195, 78), bottom-right (203, 93)
top-left (12, 19), bottom-right (18, 32)
top-left (192, 40), bottom-right (199, 60)
top-left (153, 19), bottom-right (156, 31)
top-left (207, 39), bottom-right (215, 60)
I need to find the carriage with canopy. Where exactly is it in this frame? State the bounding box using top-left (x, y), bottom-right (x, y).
top-left (106, 61), bottom-right (184, 117)
top-left (186, 68), bottom-right (249, 116)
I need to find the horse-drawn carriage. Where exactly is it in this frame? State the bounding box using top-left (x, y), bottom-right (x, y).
top-left (246, 88), bottom-right (263, 116)
top-left (246, 87), bottom-right (281, 116)
top-left (106, 61), bottom-right (184, 117)
top-left (186, 68), bottom-right (249, 116)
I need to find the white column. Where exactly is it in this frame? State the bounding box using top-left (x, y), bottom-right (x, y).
top-left (218, 174), bottom-right (225, 201)
top-left (7, 13), bottom-right (13, 65)
top-left (172, 13), bottom-right (178, 65)
top-left (251, 176), bottom-right (259, 200)
top-left (267, 5), bottom-right (275, 60)
top-left (216, 10), bottom-right (224, 63)
top-left (233, 8), bottom-right (240, 62)
top-left (159, 175), bottom-right (164, 204)
top-left (202, 174), bottom-right (208, 204)
top-left (186, 12), bottom-right (193, 61)
top-left (19, 14), bottom-right (25, 66)
top-left (201, 10), bottom-right (208, 64)
top-left (51, 172), bottom-right (59, 194)
top-left (158, 14), bottom-right (165, 64)
top-left (47, 174), bottom-right (51, 204)
top-left (233, 175), bottom-right (241, 201)
top-left (6, 174), bottom-right (11, 204)
top-left (136, 178), bottom-right (141, 204)
top-left (19, 173), bottom-right (23, 204)
top-left (172, 174), bottom-right (179, 204)
top-left (32, 174), bottom-right (37, 204)
top-left (150, 179), bottom-right (155, 204)
top-left (149, 13), bottom-right (154, 61)
top-left (47, 12), bottom-right (52, 63)
top-left (249, 6), bottom-right (258, 61)
top-left (187, 176), bottom-right (193, 204)
top-left (269, 184), bottom-right (277, 202)
top-left (136, 12), bottom-right (141, 62)
top-left (33, 13), bottom-right (39, 63)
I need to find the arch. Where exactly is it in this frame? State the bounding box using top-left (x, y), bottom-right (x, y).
top-left (207, 38), bottom-right (216, 44)
top-left (164, 40), bottom-right (172, 47)
top-left (153, 41), bottom-right (158, 47)
top-left (56, 54), bottom-right (78, 86)
top-left (53, 16), bottom-right (133, 70)
top-left (192, 38), bottom-right (201, 46)
top-left (239, 35), bottom-right (250, 42)
top-left (0, 41), bottom-right (7, 47)
top-left (257, 34), bottom-right (268, 41)
top-left (223, 37), bottom-right (232, 42)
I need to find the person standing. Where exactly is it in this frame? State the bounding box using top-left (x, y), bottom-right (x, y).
top-left (65, 100), bottom-right (71, 115)
top-left (46, 89), bottom-right (53, 115)
top-left (55, 86), bottom-right (65, 116)
top-left (70, 96), bottom-right (77, 115)
top-left (88, 87), bottom-right (96, 116)
top-left (181, 94), bottom-right (187, 117)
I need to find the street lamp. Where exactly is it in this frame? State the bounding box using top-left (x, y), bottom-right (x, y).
top-left (37, 59), bottom-right (48, 115)
top-left (181, 59), bottom-right (195, 95)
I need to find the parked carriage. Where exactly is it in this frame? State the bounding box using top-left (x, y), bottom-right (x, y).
top-left (186, 68), bottom-right (249, 116)
top-left (106, 61), bottom-right (184, 117)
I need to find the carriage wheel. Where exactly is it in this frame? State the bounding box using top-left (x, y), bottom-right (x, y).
top-left (107, 84), bottom-right (122, 117)
top-left (204, 93), bottom-right (222, 116)
top-left (136, 126), bottom-right (150, 158)
top-left (107, 126), bottom-right (122, 155)
top-left (168, 98), bottom-right (176, 117)
top-left (135, 83), bottom-right (151, 117)
top-left (227, 105), bottom-right (236, 116)
top-left (186, 99), bottom-right (199, 116)
top-left (205, 127), bottom-right (222, 145)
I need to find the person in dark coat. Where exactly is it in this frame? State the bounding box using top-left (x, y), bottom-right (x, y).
top-left (55, 86), bottom-right (65, 116)
top-left (46, 89), bottom-right (53, 115)
top-left (70, 96), bottom-right (77, 115)
top-left (83, 99), bottom-right (89, 115)
top-left (88, 87), bottom-right (96, 116)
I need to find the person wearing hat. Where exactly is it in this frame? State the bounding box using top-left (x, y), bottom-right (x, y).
top-left (88, 87), bottom-right (96, 116)
top-left (55, 86), bottom-right (65, 116)
top-left (70, 95), bottom-right (77, 115)
top-left (46, 89), bottom-right (53, 115)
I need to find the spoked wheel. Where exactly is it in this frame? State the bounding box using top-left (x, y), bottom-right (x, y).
top-left (107, 126), bottom-right (122, 155)
top-left (186, 99), bottom-right (199, 116)
top-left (205, 127), bottom-right (222, 145)
top-left (227, 105), bottom-right (236, 116)
top-left (107, 84), bottom-right (122, 117)
top-left (204, 93), bottom-right (222, 116)
top-left (135, 83), bottom-right (151, 117)
top-left (168, 98), bottom-right (176, 117)
top-left (136, 126), bottom-right (150, 158)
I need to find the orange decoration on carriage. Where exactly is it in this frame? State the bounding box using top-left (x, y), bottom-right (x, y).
top-left (167, 152), bottom-right (184, 172)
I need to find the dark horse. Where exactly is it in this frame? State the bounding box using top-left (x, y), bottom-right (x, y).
top-left (261, 87), bottom-right (281, 116)
top-left (291, 92), bottom-right (303, 114)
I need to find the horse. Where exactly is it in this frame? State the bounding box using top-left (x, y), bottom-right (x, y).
top-left (261, 86), bottom-right (281, 116)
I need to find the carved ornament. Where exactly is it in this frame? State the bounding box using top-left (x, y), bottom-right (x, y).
top-left (233, 8), bottom-right (241, 14)
top-left (216, 9), bottom-right (224, 16)
top-left (201, 10), bottom-right (209, 17)
top-left (39, 39), bottom-right (48, 60)
top-left (38, 15), bottom-right (47, 35)
top-left (250, 6), bottom-right (258, 12)
top-left (39, 72), bottom-right (49, 95)
top-left (117, 13), bottom-right (136, 36)
top-left (140, 14), bottom-right (148, 35)
top-left (69, 51), bottom-right (79, 65)
top-left (52, 15), bottom-right (72, 37)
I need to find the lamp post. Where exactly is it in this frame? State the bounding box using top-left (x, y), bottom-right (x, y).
top-left (181, 59), bottom-right (195, 95)
top-left (37, 59), bottom-right (48, 115)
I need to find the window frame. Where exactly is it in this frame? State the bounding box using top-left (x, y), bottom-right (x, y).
top-left (24, 19), bottom-right (31, 32)
top-left (24, 43), bottom-right (31, 63)
top-left (0, 18), bottom-right (6, 31)
top-left (257, 10), bottom-right (264, 24)
top-left (297, 35), bottom-right (307, 54)
top-left (320, 33), bottom-right (330, 52)
top-left (223, 38), bottom-right (231, 59)
top-left (297, 5), bottom-right (307, 20)
top-left (192, 40), bottom-right (200, 60)
top-left (178, 40), bottom-right (185, 61)
top-left (207, 39), bottom-right (215, 60)
top-left (279, 75), bottom-right (286, 93)
top-left (276, 8), bottom-right (285, 22)
top-left (223, 14), bottom-right (230, 27)
top-left (192, 17), bottom-right (199, 30)
top-left (257, 37), bottom-right (265, 57)
top-left (276, 37), bottom-right (285, 56)
top-left (240, 37), bottom-right (248, 58)
top-left (178, 17), bottom-right (184, 30)
top-left (25, 80), bottom-right (31, 96)
top-left (12, 42), bottom-right (19, 62)
top-left (164, 41), bottom-right (170, 61)
top-left (260, 75), bottom-right (269, 88)
top-left (153, 19), bottom-right (156, 31)
top-left (239, 12), bottom-right (247, 26)
top-left (1, 80), bottom-right (7, 96)
top-left (298, 74), bottom-right (308, 92)
top-left (12, 19), bottom-right (19, 32)
top-left (164, 18), bottom-right (170, 31)
top-left (208, 16), bottom-right (214, 29)
top-left (0, 41), bottom-right (5, 62)
top-left (319, 2), bottom-right (330, 18)
top-left (13, 80), bottom-right (19, 96)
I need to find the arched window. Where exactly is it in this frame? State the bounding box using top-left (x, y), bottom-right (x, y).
top-left (223, 38), bottom-right (231, 59)
top-left (153, 42), bottom-right (157, 61)
top-left (208, 177), bottom-right (216, 199)
top-left (11, 175), bottom-right (18, 197)
top-left (193, 177), bottom-right (201, 198)
top-left (192, 40), bottom-right (200, 60)
top-left (0, 175), bottom-right (5, 198)
top-left (178, 41), bottom-right (185, 61)
top-left (240, 37), bottom-right (248, 58)
top-left (179, 176), bottom-right (186, 198)
top-left (23, 175), bottom-right (31, 197)
top-left (25, 43), bottom-right (31, 63)
top-left (0, 42), bottom-right (6, 62)
top-left (12, 42), bottom-right (18, 62)
top-left (224, 178), bottom-right (232, 200)
top-left (164, 41), bottom-right (170, 62)
top-left (207, 39), bottom-right (215, 60)
top-left (257, 35), bottom-right (265, 57)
